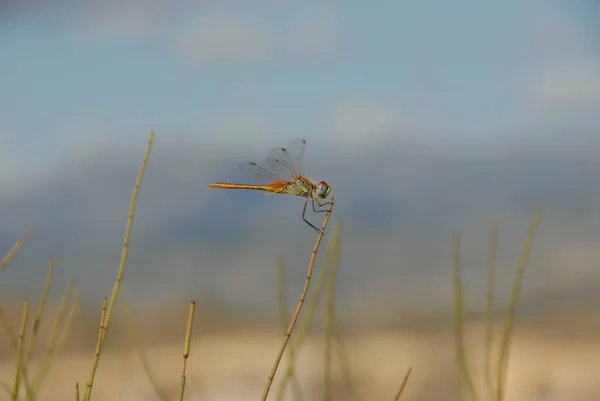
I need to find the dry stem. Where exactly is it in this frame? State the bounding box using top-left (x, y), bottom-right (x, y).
top-left (260, 196), bottom-right (335, 401)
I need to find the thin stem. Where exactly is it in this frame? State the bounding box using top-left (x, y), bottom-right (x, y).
top-left (102, 131), bottom-right (155, 342)
top-left (484, 225), bottom-right (498, 399)
top-left (333, 326), bottom-right (361, 401)
top-left (277, 222), bottom-right (341, 400)
top-left (0, 228), bottom-right (33, 272)
top-left (496, 208), bottom-right (543, 401)
top-left (84, 297), bottom-right (107, 401)
top-left (83, 131), bottom-right (155, 401)
top-left (21, 260), bottom-right (55, 399)
top-left (119, 293), bottom-right (169, 401)
top-left (274, 258), bottom-right (303, 401)
top-left (24, 259), bottom-right (55, 368)
top-left (324, 222), bottom-right (341, 401)
top-left (392, 367), bottom-right (413, 401)
top-left (30, 280), bottom-right (74, 396)
top-left (260, 196), bottom-right (335, 401)
top-left (452, 232), bottom-right (479, 401)
top-left (178, 301), bottom-right (196, 401)
top-left (12, 299), bottom-right (29, 401)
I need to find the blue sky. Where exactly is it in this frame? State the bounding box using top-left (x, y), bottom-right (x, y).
top-left (1, 1), bottom-right (600, 318)
top-left (2, 0), bottom-right (597, 158)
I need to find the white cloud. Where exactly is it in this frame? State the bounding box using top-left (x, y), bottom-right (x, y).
top-left (173, 11), bottom-right (339, 64)
top-left (46, 4), bottom-right (340, 63)
top-left (175, 14), bottom-right (272, 63)
top-left (72, 0), bottom-right (170, 41)
top-left (326, 100), bottom-right (435, 150)
top-left (285, 12), bottom-right (339, 57)
top-left (524, 59), bottom-right (600, 111)
top-left (527, 9), bottom-right (585, 55)
top-left (199, 111), bottom-right (279, 157)
top-left (331, 101), bottom-right (398, 138)
top-left (0, 129), bottom-right (46, 198)
top-left (518, 6), bottom-right (600, 122)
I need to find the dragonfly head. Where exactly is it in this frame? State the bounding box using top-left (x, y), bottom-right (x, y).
top-left (315, 181), bottom-right (331, 199)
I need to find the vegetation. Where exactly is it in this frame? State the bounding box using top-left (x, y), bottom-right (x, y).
top-left (0, 132), bottom-right (544, 400)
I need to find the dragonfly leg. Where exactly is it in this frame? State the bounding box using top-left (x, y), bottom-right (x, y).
top-left (302, 196), bottom-right (323, 234)
top-left (312, 197), bottom-right (333, 213)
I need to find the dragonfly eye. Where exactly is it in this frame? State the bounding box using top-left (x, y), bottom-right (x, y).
top-left (316, 181), bottom-right (331, 198)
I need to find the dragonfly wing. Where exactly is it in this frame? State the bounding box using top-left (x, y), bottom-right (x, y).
top-left (238, 162), bottom-right (282, 184)
top-left (282, 138), bottom-right (306, 174)
top-left (263, 157), bottom-right (297, 182)
top-left (265, 138), bottom-right (306, 180)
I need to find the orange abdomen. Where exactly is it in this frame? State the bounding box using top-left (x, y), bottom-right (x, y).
top-left (208, 182), bottom-right (288, 193)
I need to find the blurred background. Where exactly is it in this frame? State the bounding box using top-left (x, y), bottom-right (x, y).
top-left (1, 1), bottom-right (600, 400)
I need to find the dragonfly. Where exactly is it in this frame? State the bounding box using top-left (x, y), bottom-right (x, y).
top-left (208, 138), bottom-right (333, 234)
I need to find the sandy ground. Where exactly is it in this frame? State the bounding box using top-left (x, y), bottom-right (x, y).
top-left (2, 328), bottom-right (600, 401)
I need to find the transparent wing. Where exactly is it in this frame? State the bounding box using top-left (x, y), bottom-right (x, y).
top-left (264, 138), bottom-right (306, 181)
top-left (238, 161), bottom-right (282, 184)
top-left (282, 138), bottom-right (306, 175)
top-left (239, 138), bottom-right (307, 184)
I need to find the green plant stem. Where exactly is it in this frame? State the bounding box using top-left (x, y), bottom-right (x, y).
top-left (12, 299), bottom-right (29, 401)
top-left (452, 232), bottom-right (479, 401)
top-left (484, 225), bottom-right (498, 399)
top-left (323, 222), bottom-right (341, 401)
top-left (83, 131), bottom-right (154, 401)
top-left (495, 208), bottom-right (543, 401)
top-left (260, 196), bottom-right (335, 401)
top-left (178, 301), bottom-right (196, 401)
